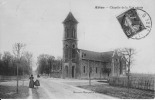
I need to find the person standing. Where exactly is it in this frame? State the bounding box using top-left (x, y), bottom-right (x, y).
top-left (29, 75), bottom-right (34, 88)
top-left (34, 74), bottom-right (40, 89)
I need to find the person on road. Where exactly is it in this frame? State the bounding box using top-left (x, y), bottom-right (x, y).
top-left (34, 74), bottom-right (40, 89)
top-left (29, 74), bottom-right (34, 88)
top-left (37, 74), bottom-right (40, 78)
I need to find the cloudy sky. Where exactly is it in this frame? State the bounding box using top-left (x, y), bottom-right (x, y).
top-left (0, 0), bottom-right (155, 73)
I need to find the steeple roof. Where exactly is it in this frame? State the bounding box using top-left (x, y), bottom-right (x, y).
top-left (63, 12), bottom-right (78, 24)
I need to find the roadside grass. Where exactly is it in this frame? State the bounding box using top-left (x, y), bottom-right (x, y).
top-left (78, 84), bottom-right (155, 99)
top-left (0, 81), bottom-right (29, 99)
top-left (32, 87), bottom-right (40, 99)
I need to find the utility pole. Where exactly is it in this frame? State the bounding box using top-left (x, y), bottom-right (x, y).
top-left (16, 43), bottom-right (20, 93)
top-left (16, 61), bottom-right (19, 93)
top-left (13, 43), bottom-right (25, 93)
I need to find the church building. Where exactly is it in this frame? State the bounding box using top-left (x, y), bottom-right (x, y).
top-left (62, 12), bottom-right (126, 79)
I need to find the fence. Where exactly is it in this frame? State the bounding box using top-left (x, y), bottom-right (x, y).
top-left (109, 76), bottom-right (155, 91)
top-left (0, 75), bottom-right (29, 81)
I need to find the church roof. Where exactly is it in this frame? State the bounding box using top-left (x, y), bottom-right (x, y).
top-left (63, 12), bottom-right (78, 24)
top-left (79, 49), bottom-right (102, 61)
top-left (101, 51), bottom-right (114, 62)
top-left (79, 49), bottom-right (114, 62)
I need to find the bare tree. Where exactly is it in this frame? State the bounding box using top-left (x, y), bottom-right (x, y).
top-left (13, 43), bottom-right (25, 93)
top-left (118, 48), bottom-right (136, 92)
top-left (23, 52), bottom-right (33, 74)
top-left (48, 56), bottom-right (55, 77)
top-left (56, 56), bottom-right (62, 72)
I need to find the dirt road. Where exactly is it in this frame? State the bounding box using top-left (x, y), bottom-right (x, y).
top-left (30, 77), bottom-right (116, 99)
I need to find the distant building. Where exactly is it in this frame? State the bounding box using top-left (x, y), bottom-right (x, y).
top-left (62, 12), bottom-right (126, 79)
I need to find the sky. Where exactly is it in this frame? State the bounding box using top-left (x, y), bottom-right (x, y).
top-left (0, 0), bottom-right (155, 73)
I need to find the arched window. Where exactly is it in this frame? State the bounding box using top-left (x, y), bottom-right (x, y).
top-left (65, 66), bottom-right (68, 77)
top-left (72, 66), bottom-right (75, 78)
top-left (72, 28), bottom-right (75, 38)
top-left (72, 44), bottom-right (75, 48)
top-left (83, 66), bottom-right (85, 73)
top-left (66, 29), bottom-right (69, 38)
top-left (96, 67), bottom-right (97, 73)
top-left (72, 49), bottom-right (76, 58)
top-left (65, 49), bottom-right (68, 59)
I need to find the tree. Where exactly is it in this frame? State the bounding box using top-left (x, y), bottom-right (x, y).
top-left (23, 52), bottom-right (33, 74)
top-left (0, 53), bottom-right (3, 75)
top-left (56, 57), bottom-right (62, 71)
top-left (118, 48), bottom-right (136, 92)
top-left (0, 53), bottom-right (2, 59)
top-left (0, 52), bottom-right (17, 76)
top-left (118, 48), bottom-right (136, 75)
top-left (13, 43), bottom-right (25, 93)
top-left (36, 54), bottom-right (62, 77)
top-left (37, 54), bottom-right (49, 75)
top-left (47, 56), bottom-right (55, 77)
top-left (2, 52), bottom-right (13, 75)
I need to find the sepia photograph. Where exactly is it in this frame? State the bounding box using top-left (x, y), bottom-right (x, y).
top-left (0, 0), bottom-right (155, 99)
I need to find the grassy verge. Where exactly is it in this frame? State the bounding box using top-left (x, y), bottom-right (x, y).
top-left (0, 83), bottom-right (29, 99)
top-left (32, 87), bottom-right (40, 99)
top-left (78, 84), bottom-right (155, 99)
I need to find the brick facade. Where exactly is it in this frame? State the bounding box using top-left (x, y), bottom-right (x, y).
top-left (62, 12), bottom-right (126, 79)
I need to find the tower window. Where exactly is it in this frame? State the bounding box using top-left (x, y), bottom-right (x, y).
top-left (65, 66), bottom-right (68, 76)
top-left (65, 49), bottom-right (68, 59)
top-left (73, 29), bottom-right (75, 38)
top-left (66, 29), bottom-right (69, 38)
top-left (72, 49), bottom-right (76, 58)
top-left (83, 66), bottom-right (85, 73)
top-left (72, 44), bottom-right (75, 48)
top-left (96, 67), bottom-right (97, 73)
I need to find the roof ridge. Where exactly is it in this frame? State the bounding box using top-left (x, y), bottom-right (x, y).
top-left (78, 49), bottom-right (114, 54)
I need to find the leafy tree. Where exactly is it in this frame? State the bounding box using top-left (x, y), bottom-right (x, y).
top-left (22, 52), bottom-right (33, 74)
top-left (37, 54), bottom-right (49, 74)
top-left (47, 55), bottom-right (55, 77)
top-left (36, 54), bottom-right (62, 76)
top-left (2, 52), bottom-right (13, 75)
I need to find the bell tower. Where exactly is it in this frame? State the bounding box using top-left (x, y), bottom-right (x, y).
top-left (62, 12), bottom-right (78, 78)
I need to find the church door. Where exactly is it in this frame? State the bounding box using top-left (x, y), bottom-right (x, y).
top-left (65, 66), bottom-right (68, 77)
top-left (72, 66), bottom-right (75, 78)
